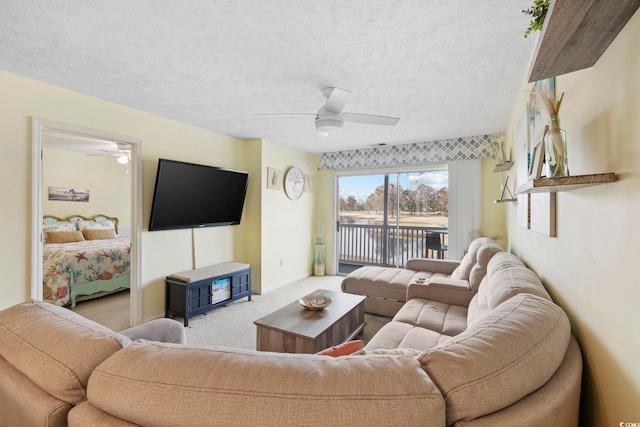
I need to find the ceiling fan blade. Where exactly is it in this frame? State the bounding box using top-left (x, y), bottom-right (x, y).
top-left (258, 113), bottom-right (315, 118)
top-left (323, 87), bottom-right (351, 114)
top-left (343, 113), bottom-right (400, 126)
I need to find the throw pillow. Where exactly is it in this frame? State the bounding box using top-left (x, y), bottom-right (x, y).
top-left (83, 229), bottom-right (117, 240)
top-left (43, 221), bottom-right (77, 243)
top-left (46, 231), bottom-right (85, 244)
top-left (316, 340), bottom-right (364, 357)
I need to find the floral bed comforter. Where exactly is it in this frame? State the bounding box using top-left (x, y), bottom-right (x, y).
top-left (43, 236), bottom-right (131, 306)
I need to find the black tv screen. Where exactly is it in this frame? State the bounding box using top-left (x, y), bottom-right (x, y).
top-left (149, 159), bottom-right (250, 231)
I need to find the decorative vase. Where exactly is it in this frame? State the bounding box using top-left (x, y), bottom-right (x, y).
top-left (313, 237), bottom-right (326, 277)
top-left (544, 115), bottom-right (569, 177)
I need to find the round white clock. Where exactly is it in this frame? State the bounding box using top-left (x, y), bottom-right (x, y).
top-left (284, 167), bottom-right (304, 200)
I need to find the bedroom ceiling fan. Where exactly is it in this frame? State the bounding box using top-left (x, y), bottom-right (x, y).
top-left (260, 87), bottom-right (400, 136)
top-left (86, 145), bottom-right (131, 164)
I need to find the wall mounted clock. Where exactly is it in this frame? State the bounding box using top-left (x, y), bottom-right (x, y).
top-left (284, 167), bottom-right (304, 200)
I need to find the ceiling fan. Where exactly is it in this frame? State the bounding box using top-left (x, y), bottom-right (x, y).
top-left (86, 145), bottom-right (131, 164)
top-left (260, 87), bottom-right (400, 136)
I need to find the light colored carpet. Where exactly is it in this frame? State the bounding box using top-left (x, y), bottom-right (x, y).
top-left (185, 275), bottom-right (391, 350)
top-left (69, 275), bottom-right (391, 351)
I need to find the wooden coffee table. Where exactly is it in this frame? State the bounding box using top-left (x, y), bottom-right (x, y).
top-left (254, 289), bottom-right (366, 354)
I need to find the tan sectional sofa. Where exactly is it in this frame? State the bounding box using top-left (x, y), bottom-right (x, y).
top-left (342, 237), bottom-right (500, 316)
top-left (0, 245), bottom-right (582, 426)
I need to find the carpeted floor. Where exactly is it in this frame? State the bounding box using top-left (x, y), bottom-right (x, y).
top-left (185, 275), bottom-right (390, 349)
top-left (74, 275), bottom-right (391, 350)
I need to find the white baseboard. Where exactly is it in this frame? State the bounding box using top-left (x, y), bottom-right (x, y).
top-left (256, 272), bottom-right (311, 295)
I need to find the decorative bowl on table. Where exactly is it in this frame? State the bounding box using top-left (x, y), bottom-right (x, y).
top-left (298, 295), bottom-right (332, 311)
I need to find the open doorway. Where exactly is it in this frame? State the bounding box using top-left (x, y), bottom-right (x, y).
top-left (31, 118), bottom-right (143, 327)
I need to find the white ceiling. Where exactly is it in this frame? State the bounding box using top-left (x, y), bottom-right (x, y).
top-left (1, 1), bottom-right (537, 154)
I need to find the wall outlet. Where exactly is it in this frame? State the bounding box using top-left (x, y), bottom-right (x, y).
top-left (279, 259), bottom-right (284, 267)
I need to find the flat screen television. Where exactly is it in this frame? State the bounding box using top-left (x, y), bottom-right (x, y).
top-left (149, 158), bottom-right (250, 231)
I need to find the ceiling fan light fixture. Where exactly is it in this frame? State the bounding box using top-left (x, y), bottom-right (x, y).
top-left (117, 153), bottom-right (130, 164)
top-left (315, 117), bottom-right (343, 135)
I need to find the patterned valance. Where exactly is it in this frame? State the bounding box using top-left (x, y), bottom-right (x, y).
top-left (318, 133), bottom-right (503, 170)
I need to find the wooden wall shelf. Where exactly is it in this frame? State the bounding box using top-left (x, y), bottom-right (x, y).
top-left (516, 173), bottom-right (616, 194)
top-left (493, 161), bottom-right (514, 173)
top-left (528, 0), bottom-right (640, 82)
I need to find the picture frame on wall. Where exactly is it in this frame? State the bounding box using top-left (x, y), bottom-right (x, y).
top-left (48, 186), bottom-right (90, 202)
top-left (266, 167), bottom-right (282, 190)
top-left (528, 77), bottom-right (557, 237)
top-left (528, 125), bottom-right (548, 181)
top-left (304, 175), bottom-right (314, 193)
top-left (529, 78), bottom-right (554, 161)
top-left (515, 105), bottom-right (530, 229)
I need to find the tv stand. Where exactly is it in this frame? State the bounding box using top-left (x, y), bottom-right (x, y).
top-left (165, 262), bottom-right (251, 327)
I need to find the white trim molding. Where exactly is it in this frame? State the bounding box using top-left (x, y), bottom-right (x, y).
top-left (31, 118), bottom-right (144, 326)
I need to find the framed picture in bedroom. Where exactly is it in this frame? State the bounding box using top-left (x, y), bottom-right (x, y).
top-left (48, 186), bottom-right (90, 202)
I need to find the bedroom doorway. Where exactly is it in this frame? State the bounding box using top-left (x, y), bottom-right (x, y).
top-left (31, 118), bottom-right (143, 327)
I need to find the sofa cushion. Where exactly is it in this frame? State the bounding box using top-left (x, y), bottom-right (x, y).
top-left (342, 266), bottom-right (413, 302)
top-left (0, 356), bottom-right (71, 427)
top-left (419, 294), bottom-right (570, 426)
top-left (0, 300), bottom-right (129, 404)
top-left (468, 243), bottom-right (503, 291)
top-left (450, 237), bottom-right (494, 281)
top-left (364, 321), bottom-right (450, 351)
top-left (485, 252), bottom-right (551, 310)
top-left (86, 340), bottom-right (446, 427)
top-left (393, 298), bottom-right (468, 336)
top-left (468, 252), bottom-right (551, 327)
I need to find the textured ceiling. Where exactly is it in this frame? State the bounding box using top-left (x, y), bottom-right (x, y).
top-left (1, 1), bottom-right (537, 154)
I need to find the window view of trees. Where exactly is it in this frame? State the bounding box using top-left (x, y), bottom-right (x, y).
top-left (338, 170), bottom-right (449, 270)
top-left (341, 183), bottom-right (448, 217)
top-left (339, 171), bottom-right (448, 227)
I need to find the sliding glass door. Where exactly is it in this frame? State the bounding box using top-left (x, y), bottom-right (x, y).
top-left (337, 167), bottom-right (448, 275)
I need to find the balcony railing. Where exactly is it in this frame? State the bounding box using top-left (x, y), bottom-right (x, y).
top-left (339, 223), bottom-right (448, 271)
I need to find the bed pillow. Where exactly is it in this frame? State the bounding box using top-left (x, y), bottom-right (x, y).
top-left (46, 231), bottom-right (85, 243)
top-left (43, 221), bottom-right (77, 243)
top-left (83, 229), bottom-right (117, 240)
top-left (77, 218), bottom-right (116, 231)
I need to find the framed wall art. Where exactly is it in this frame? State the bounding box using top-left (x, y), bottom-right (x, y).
top-left (266, 167), bottom-right (282, 190)
top-left (48, 186), bottom-right (90, 202)
top-left (528, 77), bottom-right (557, 237)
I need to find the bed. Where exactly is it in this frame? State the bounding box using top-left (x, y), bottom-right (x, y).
top-left (42, 214), bottom-right (131, 308)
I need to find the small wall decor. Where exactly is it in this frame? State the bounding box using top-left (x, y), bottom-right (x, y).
top-left (528, 78), bottom-right (557, 237)
top-left (528, 125), bottom-right (548, 181)
top-left (48, 186), bottom-right (90, 202)
top-left (304, 175), bottom-right (314, 193)
top-left (515, 105), bottom-right (530, 229)
top-left (266, 167), bottom-right (282, 190)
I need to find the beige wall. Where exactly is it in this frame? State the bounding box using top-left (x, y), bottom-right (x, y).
top-left (42, 149), bottom-right (131, 226)
top-left (260, 139), bottom-right (319, 292)
top-left (0, 70), bottom-right (315, 321)
top-left (503, 10), bottom-right (640, 425)
top-left (481, 157), bottom-right (507, 249)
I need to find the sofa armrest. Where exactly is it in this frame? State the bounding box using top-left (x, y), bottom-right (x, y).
top-left (120, 318), bottom-right (186, 344)
top-left (405, 258), bottom-right (460, 275)
top-left (407, 278), bottom-right (476, 307)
